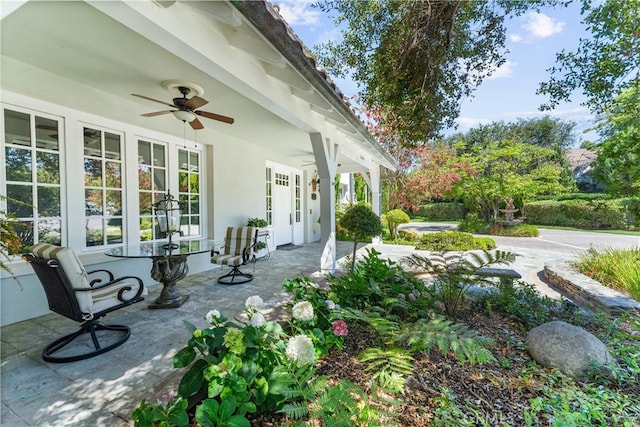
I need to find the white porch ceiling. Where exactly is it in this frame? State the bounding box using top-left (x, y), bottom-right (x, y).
top-left (0, 0), bottom-right (394, 172)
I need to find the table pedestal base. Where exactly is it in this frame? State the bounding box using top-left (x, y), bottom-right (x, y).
top-left (149, 254), bottom-right (190, 309)
top-left (149, 294), bottom-right (190, 309)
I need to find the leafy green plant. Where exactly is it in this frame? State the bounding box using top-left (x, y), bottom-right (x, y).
top-left (307, 380), bottom-right (397, 427)
top-left (382, 209), bottom-right (410, 240)
top-left (131, 394), bottom-right (189, 427)
top-left (489, 223), bottom-right (539, 237)
top-left (401, 250), bottom-right (516, 318)
top-left (457, 213), bottom-right (488, 234)
top-left (358, 347), bottom-right (414, 393)
top-left (247, 217), bottom-right (268, 228)
top-left (415, 231), bottom-right (496, 251)
top-left (1, 195), bottom-right (25, 274)
top-left (393, 317), bottom-right (496, 365)
top-left (479, 281), bottom-right (561, 329)
top-left (339, 204), bottom-right (383, 272)
top-left (196, 396), bottom-right (250, 427)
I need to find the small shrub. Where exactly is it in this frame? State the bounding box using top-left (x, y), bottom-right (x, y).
top-left (457, 213), bottom-right (488, 234)
top-left (397, 229), bottom-right (419, 241)
top-left (339, 204), bottom-right (383, 272)
top-left (247, 217), bottom-right (268, 228)
top-left (382, 209), bottom-right (410, 240)
top-left (489, 224), bottom-right (539, 237)
top-left (416, 231), bottom-right (495, 251)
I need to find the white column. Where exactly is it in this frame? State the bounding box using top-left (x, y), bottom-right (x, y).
top-left (310, 132), bottom-right (339, 274)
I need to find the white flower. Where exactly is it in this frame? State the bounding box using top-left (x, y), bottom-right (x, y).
top-left (285, 335), bottom-right (315, 367)
top-left (249, 312), bottom-right (266, 328)
top-left (292, 301), bottom-right (314, 321)
top-left (325, 299), bottom-right (336, 310)
top-left (205, 310), bottom-right (221, 323)
top-left (245, 295), bottom-right (264, 310)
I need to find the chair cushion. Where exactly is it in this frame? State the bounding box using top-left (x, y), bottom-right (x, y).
top-left (92, 282), bottom-right (145, 313)
top-left (31, 243), bottom-right (93, 314)
top-left (223, 227), bottom-right (256, 256)
top-left (211, 253), bottom-right (243, 266)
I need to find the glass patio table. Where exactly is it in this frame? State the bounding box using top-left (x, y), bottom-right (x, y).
top-left (105, 239), bottom-right (217, 309)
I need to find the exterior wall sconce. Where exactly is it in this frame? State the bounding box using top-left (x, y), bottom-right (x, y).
top-left (154, 191), bottom-right (183, 250)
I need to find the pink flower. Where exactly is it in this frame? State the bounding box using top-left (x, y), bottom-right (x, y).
top-left (332, 320), bottom-right (348, 336)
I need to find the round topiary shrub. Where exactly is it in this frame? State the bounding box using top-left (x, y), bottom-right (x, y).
top-left (339, 204), bottom-right (383, 271)
top-left (382, 209), bottom-right (410, 240)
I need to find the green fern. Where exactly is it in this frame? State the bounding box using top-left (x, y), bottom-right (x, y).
top-left (278, 401), bottom-right (309, 420)
top-left (394, 317), bottom-right (496, 365)
top-left (358, 347), bottom-right (414, 393)
top-left (401, 250), bottom-right (517, 318)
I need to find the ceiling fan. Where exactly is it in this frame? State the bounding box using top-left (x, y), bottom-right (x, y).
top-left (132, 84), bottom-right (234, 129)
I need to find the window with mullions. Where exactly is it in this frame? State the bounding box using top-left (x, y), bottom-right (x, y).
top-left (266, 167), bottom-right (272, 225)
top-left (84, 127), bottom-right (123, 247)
top-left (3, 109), bottom-right (63, 249)
top-left (178, 149), bottom-right (200, 237)
top-left (138, 140), bottom-right (166, 241)
top-left (295, 174), bottom-right (301, 223)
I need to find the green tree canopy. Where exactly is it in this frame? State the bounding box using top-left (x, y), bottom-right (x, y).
top-left (452, 140), bottom-right (570, 223)
top-left (316, 0), bottom-right (554, 144)
top-left (538, 0), bottom-right (640, 114)
top-left (591, 80), bottom-right (640, 196)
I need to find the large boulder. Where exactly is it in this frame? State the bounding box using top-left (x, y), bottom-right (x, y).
top-left (526, 320), bottom-right (616, 380)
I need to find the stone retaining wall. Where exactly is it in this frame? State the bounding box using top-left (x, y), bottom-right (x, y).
top-left (544, 261), bottom-right (640, 315)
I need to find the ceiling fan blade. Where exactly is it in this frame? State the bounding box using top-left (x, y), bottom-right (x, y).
top-left (184, 96), bottom-right (208, 110)
top-left (195, 110), bottom-right (235, 124)
top-left (141, 110), bottom-right (174, 117)
top-left (132, 93), bottom-right (176, 108)
top-left (189, 118), bottom-right (205, 130)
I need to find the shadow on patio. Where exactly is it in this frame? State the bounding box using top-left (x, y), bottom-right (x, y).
top-left (1, 241), bottom-right (372, 427)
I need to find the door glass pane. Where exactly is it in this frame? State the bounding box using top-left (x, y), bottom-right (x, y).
top-left (154, 168), bottom-right (166, 192)
top-left (4, 109), bottom-right (30, 147)
top-left (153, 144), bottom-right (165, 167)
top-left (139, 165), bottom-right (151, 190)
top-left (190, 195), bottom-right (199, 214)
top-left (86, 218), bottom-right (104, 246)
top-left (106, 218), bottom-right (123, 244)
top-left (179, 171), bottom-right (188, 192)
top-left (105, 132), bottom-right (121, 160)
top-left (38, 219), bottom-right (61, 245)
top-left (105, 190), bottom-right (122, 215)
top-left (84, 128), bottom-right (101, 156)
top-left (35, 116), bottom-right (59, 150)
top-left (179, 150), bottom-right (188, 170)
top-left (190, 174), bottom-right (199, 193)
top-left (7, 184), bottom-right (33, 217)
top-left (36, 152), bottom-right (60, 184)
top-left (140, 218), bottom-right (153, 241)
top-left (37, 186), bottom-right (61, 216)
top-left (138, 140), bottom-right (151, 165)
top-left (16, 221), bottom-right (34, 247)
top-left (105, 161), bottom-right (122, 188)
top-left (84, 158), bottom-right (103, 186)
top-left (189, 152), bottom-right (198, 172)
top-left (5, 147), bottom-right (32, 182)
top-left (85, 189), bottom-right (103, 215)
top-left (139, 192), bottom-right (152, 215)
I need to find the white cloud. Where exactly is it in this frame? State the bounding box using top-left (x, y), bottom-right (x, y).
top-left (486, 60), bottom-right (518, 80)
top-left (455, 116), bottom-right (493, 132)
top-left (522, 13), bottom-right (565, 39)
top-left (274, 1), bottom-right (321, 27)
top-left (509, 33), bottom-right (523, 43)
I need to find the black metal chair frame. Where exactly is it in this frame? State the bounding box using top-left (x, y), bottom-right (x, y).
top-left (212, 228), bottom-right (259, 285)
top-left (23, 253), bottom-right (145, 363)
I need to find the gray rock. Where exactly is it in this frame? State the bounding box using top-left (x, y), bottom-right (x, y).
top-left (526, 320), bottom-right (616, 380)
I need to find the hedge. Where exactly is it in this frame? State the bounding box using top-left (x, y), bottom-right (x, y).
top-left (523, 198), bottom-right (638, 229)
top-left (414, 202), bottom-right (466, 221)
top-left (415, 231), bottom-right (496, 251)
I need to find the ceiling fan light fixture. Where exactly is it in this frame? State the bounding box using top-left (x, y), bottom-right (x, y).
top-left (172, 110), bottom-right (196, 122)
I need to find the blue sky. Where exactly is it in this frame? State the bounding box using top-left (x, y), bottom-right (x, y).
top-left (275, 1), bottom-right (597, 144)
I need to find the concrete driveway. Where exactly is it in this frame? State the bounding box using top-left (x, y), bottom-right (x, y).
top-left (397, 222), bottom-right (639, 298)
